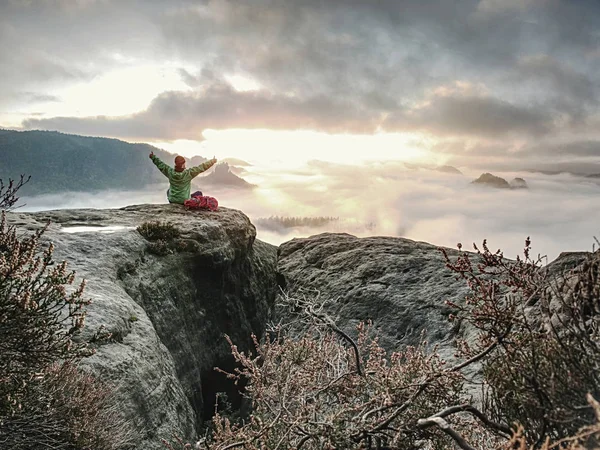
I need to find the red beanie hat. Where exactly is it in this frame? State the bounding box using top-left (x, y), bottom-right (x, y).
top-left (174, 155), bottom-right (185, 172)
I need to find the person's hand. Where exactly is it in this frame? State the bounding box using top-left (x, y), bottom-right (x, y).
top-left (149, 151), bottom-right (154, 159)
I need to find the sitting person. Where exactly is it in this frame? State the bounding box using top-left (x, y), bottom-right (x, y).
top-left (149, 152), bottom-right (217, 204)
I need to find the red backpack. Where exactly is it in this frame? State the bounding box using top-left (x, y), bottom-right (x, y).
top-left (184, 195), bottom-right (218, 211)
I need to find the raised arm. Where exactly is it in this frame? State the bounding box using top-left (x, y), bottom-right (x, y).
top-left (189, 158), bottom-right (217, 178)
top-left (149, 152), bottom-right (172, 178)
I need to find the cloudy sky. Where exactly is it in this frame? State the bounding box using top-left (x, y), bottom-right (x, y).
top-left (3, 0), bottom-right (600, 259)
top-left (2, 0), bottom-right (600, 171)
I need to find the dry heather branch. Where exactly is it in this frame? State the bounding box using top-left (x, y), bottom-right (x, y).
top-left (0, 175), bottom-right (30, 210)
top-left (278, 288), bottom-right (364, 375)
top-left (1, 363), bottom-right (136, 450)
top-left (199, 289), bottom-right (502, 449)
top-left (0, 211), bottom-right (91, 394)
top-left (174, 238), bottom-right (600, 450)
top-left (502, 394), bottom-right (600, 450)
top-left (0, 180), bottom-right (134, 450)
top-left (442, 238), bottom-right (600, 445)
top-left (418, 415), bottom-right (478, 450)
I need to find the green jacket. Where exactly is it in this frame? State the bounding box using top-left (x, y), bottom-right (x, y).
top-left (151, 155), bottom-right (216, 204)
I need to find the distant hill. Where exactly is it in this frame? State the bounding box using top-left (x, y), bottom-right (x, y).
top-left (472, 173), bottom-right (511, 188)
top-left (510, 177), bottom-right (528, 189)
top-left (0, 129), bottom-right (178, 194)
top-left (404, 162), bottom-right (463, 175)
top-left (189, 155), bottom-right (208, 167)
top-left (471, 173), bottom-right (529, 190)
top-left (222, 158), bottom-right (251, 167)
top-left (436, 165), bottom-right (463, 175)
top-left (197, 162), bottom-right (255, 189)
top-left (521, 168), bottom-right (565, 176)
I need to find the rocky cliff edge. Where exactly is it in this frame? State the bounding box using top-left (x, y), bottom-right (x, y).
top-left (7, 204), bottom-right (278, 449)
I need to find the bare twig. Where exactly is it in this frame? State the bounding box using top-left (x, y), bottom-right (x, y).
top-left (0, 175), bottom-right (30, 210)
top-left (447, 338), bottom-right (501, 373)
top-left (425, 403), bottom-right (512, 437)
top-left (417, 416), bottom-right (477, 450)
top-left (279, 288), bottom-right (364, 376)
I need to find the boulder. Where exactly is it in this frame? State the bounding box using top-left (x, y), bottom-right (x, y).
top-left (275, 233), bottom-right (474, 361)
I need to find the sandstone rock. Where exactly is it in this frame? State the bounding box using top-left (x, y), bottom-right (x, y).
top-left (527, 250), bottom-right (598, 331)
top-left (275, 233), bottom-right (475, 363)
top-left (274, 233), bottom-right (596, 404)
top-left (7, 204), bottom-right (278, 449)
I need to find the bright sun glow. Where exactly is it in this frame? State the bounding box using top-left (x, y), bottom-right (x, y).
top-left (224, 74), bottom-right (263, 92)
top-left (154, 130), bottom-right (435, 167)
top-left (43, 65), bottom-right (190, 117)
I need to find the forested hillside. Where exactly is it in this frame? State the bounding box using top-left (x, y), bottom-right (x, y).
top-left (0, 129), bottom-right (178, 194)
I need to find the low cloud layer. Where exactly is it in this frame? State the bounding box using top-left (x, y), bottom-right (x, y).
top-left (19, 160), bottom-right (600, 263)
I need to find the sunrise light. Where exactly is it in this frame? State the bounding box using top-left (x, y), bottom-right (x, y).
top-left (155, 129), bottom-right (433, 166)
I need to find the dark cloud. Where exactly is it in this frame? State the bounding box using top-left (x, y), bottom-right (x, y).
top-left (16, 82), bottom-right (569, 141)
top-left (178, 67), bottom-right (221, 88)
top-left (525, 140), bottom-right (600, 159)
top-left (0, 0), bottom-right (170, 98)
top-left (20, 92), bottom-right (61, 104)
top-left (515, 56), bottom-right (597, 104)
top-left (158, 0), bottom-right (600, 96)
top-left (153, 0), bottom-right (600, 143)
top-left (1, 91), bottom-right (62, 106)
top-left (23, 82), bottom-right (381, 139)
top-left (428, 137), bottom-right (600, 175)
top-left (3, 0), bottom-right (600, 168)
top-left (178, 68), bottom-right (201, 88)
top-left (386, 93), bottom-right (552, 137)
top-left (503, 55), bottom-right (600, 125)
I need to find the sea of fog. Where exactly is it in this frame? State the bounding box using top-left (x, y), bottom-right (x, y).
top-left (17, 162), bottom-right (600, 263)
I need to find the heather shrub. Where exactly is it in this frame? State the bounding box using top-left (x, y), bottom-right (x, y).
top-left (442, 238), bottom-right (600, 446)
top-left (205, 327), bottom-right (469, 449)
top-left (137, 220), bottom-right (180, 241)
top-left (147, 239), bottom-right (173, 256)
top-left (1, 362), bottom-right (135, 450)
top-left (0, 175), bottom-right (30, 210)
top-left (188, 290), bottom-right (510, 450)
top-left (166, 235), bottom-right (599, 450)
top-left (137, 221), bottom-right (196, 256)
top-left (0, 178), bottom-right (135, 449)
top-left (0, 211), bottom-right (91, 414)
top-left (500, 395), bottom-right (600, 449)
